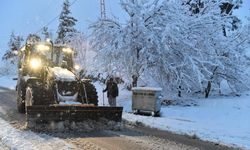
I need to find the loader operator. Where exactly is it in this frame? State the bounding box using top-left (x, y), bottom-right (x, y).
top-left (103, 77), bottom-right (119, 107)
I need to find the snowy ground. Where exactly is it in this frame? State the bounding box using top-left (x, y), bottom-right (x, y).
top-left (0, 76), bottom-right (77, 149)
top-left (96, 82), bottom-right (250, 150)
top-left (121, 95), bottom-right (250, 149)
top-left (0, 75), bottom-right (249, 149)
top-left (0, 117), bottom-right (76, 149)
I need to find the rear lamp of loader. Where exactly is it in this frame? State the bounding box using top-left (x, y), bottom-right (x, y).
top-left (30, 58), bottom-right (42, 69)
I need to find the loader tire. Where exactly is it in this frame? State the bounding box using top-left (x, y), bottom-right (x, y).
top-left (82, 82), bottom-right (98, 106)
top-left (17, 88), bottom-right (25, 113)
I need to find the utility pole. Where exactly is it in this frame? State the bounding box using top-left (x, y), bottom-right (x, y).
top-left (100, 0), bottom-right (106, 19)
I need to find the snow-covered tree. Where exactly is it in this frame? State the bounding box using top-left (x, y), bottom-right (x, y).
top-left (67, 32), bottom-right (89, 74)
top-left (183, 0), bottom-right (242, 36)
top-left (90, 0), bottom-right (161, 87)
top-left (2, 31), bottom-right (23, 64)
top-left (219, 0), bottom-right (242, 36)
top-left (148, 0), bottom-right (250, 97)
top-left (0, 60), bottom-right (18, 76)
top-left (89, 18), bottom-right (122, 80)
top-left (89, 0), bottom-right (250, 98)
top-left (56, 0), bottom-right (77, 44)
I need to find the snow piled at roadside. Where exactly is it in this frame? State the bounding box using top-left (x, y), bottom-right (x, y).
top-left (95, 83), bottom-right (250, 149)
top-left (0, 118), bottom-right (76, 150)
top-left (122, 94), bottom-right (250, 149)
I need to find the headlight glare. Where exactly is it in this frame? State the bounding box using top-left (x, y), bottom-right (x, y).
top-left (30, 58), bottom-right (42, 69)
top-left (37, 44), bottom-right (50, 51)
top-left (74, 64), bottom-right (80, 70)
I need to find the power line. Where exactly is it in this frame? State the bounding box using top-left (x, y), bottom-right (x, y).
top-left (35, 15), bottom-right (60, 34)
top-left (35, 0), bottom-right (78, 35)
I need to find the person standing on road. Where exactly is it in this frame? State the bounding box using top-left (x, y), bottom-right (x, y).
top-left (103, 77), bottom-right (118, 107)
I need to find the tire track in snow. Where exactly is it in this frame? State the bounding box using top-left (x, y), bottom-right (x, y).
top-left (0, 118), bottom-right (76, 150)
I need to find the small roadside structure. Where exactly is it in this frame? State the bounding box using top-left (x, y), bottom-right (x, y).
top-left (132, 87), bottom-right (162, 116)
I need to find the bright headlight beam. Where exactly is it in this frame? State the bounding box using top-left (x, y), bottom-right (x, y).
top-left (74, 64), bottom-right (80, 70)
top-left (30, 58), bottom-right (42, 69)
top-left (46, 38), bottom-right (51, 43)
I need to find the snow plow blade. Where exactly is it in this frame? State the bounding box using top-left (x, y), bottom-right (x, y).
top-left (26, 105), bottom-right (123, 123)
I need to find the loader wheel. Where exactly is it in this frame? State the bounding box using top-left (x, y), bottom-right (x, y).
top-left (82, 82), bottom-right (98, 106)
top-left (17, 88), bottom-right (25, 113)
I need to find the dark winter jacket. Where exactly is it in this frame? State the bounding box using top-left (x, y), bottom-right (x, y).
top-left (103, 80), bottom-right (118, 98)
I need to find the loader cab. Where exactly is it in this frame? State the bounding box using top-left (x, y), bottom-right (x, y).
top-left (26, 43), bottom-right (74, 68)
top-left (19, 41), bottom-right (75, 75)
top-left (52, 45), bottom-right (74, 70)
top-left (29, 43), bottom-right (53, 66)
top-left (18, 42), bottom-right (54, 76)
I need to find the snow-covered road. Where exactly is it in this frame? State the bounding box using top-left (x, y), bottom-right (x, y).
top-left (0, 86), bottom-right (77, 149)
top-left (0, 84), bottom-right (207, 150)
top-left (0, 118), bottom-right (76, 150)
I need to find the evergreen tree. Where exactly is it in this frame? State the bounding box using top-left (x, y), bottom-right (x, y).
top-left (56, 0), bottom-right (77, 44)
top-left (2, 31), bottom-right (23, 64)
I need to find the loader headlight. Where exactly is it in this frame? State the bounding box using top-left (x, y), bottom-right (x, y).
top-left (62, 47), bottom-right (73, 53)
top-left (37, 44), bottom-right (50, 51)
top-left (74, 64), bottom-right (80, 70)
top-left (30, 58), bottom-right (42, 69)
